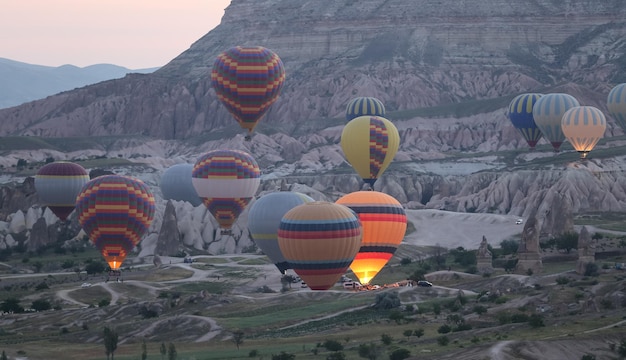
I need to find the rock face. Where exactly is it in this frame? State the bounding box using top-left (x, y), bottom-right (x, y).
top-left (155, 201), bottom-right (182, 256)
top-left (27, 217), bottom-right (48, 252)
top-left (576, 226), bottom-right (595, 275)
top-left (515, 215), bottom-right (543, 275)
top-left (0, 0), bottom-right (624, 142)
top-left (476, 235), bottom-right (494, 274)
top-left (0, 178), bottom-right (38, 221)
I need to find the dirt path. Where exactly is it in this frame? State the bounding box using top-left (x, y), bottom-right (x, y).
top-left (489, 340), bottom-right (514, 360)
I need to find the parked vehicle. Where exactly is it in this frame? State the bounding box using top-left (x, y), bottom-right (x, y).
top-left (343, 281), bottom-right (362, 289)
top-left (417, 280), bottom-right (433, 287)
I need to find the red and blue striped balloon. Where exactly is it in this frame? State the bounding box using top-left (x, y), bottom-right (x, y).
top-left (278, 201), bottom-right (362, 290)
top-left (76, 175), bottom-right (155, 270)
top-left (211, 46), bottom-right (285, 135)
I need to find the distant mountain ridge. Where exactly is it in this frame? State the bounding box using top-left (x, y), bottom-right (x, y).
top-left (0, 58), bottom-right (158, 109)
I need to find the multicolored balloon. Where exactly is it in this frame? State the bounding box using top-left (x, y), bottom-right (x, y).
top-left (278, 202), bottom-right (362, 290)
top-left (532, 93), bottom-right (580, 151)
top-left (76, 175), bottom-right (155, 270)
top-left (160, 163), bottom-right (202, 207)
top-left (561, 106), bottom-right (606, 159)
top-left (247, 191), bottom-right (315, 274)
top-left (607, 83), bottom-right (626, 132)
top-left (35, 161), bottom-right (89, 221)
top-left (336, 191), bottom-right (407, 285)
top-left (346, 97), bottom-right (386, 121)
top-left (211, 46), bottom-right (285, 138)
top-left (340, 115), bottom-right (400, 187)
top-left (507, 93), bottom-right (543, 150)
top-left (192, 149), bottom-right (260, 233)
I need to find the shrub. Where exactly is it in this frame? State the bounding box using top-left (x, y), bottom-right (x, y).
top-left (389, 348), bottom-right (411, 360)
top-left (437, 324), bottom-right (451, 334)
top-left (437, 336), bottom-right (450, 346)
top-left (528, 314), bottom-right (545, 328)
top-left (381, 333), bottom-right (393, 345)
top-left (556, 276), bottom-right (570, 285)
top-left (323, 340), bottom-right (343, 352)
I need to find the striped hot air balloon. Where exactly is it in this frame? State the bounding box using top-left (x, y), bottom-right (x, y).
top-left (278, 201), bottom-right (362, 290)
top-left (192, 149), bottom-right (260, 234)
top-left (35, 161), bottom-right (89, 221)
top-left (247, 191), bottom-right (315, 274)
top-left (340, 115), bottom-right (400, 188)
top-left (561, 106), bottom-right (606, 159)
top-left (607, 83), bottom-right (626, 132)
top-left (76, 175), bottom-right (155, 271)
top-left (346, 97), bottom-right (386, 121)
top-left (532, 93), bottom-right (580, 151)
top-left (160, 163), bottom-right (202, 207)
top-left (336, 191), bottom-right (407, 285)
top-left (507, 93), bottom-right (543, 150)
top-left (211, 46), bottom-right (285, 139)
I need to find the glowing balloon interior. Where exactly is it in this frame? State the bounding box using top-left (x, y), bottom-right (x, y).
top-left (336, 191), bottom-right (407, 284)
top-left (561, 106), bottom-right (606, 159)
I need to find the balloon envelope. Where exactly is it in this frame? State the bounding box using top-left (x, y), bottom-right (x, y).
top-left (192, 149), bottom-right (260, 231)
top-left (340, 115), bottom-right (400, 187)
top-left (160, 163), bottom-right (202, 207)
top-left (346, 97), bottom-right (386, 121)
top-left (336, 191), bottom-right (407, 285)
top-left (211, 46), bottom-right (285, 134)
top-left (607, 83), bottom-right (626, 132)
top-left (507, 93), bottom-right (543, 149)
top-left (278, 202), bottom-right (362, 290)
top-left (248, 192), bottom-right (315, 274)
top-left (76, 175), bottom-right (155, 270)
top-left (532, 93), bottom-right (580, 151)
top-left (561, 106), bottom-right (606, 159)
top-left (35, 161), bottom-right (89, 221)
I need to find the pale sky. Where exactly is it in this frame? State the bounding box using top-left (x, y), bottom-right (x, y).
top-left (0, 0), bottom-right (231, 69)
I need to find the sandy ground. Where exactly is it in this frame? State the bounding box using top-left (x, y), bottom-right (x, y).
top-left (404, 209), bottom-right (524, 250)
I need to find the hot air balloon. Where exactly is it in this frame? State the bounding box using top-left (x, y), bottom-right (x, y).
top-left (160, 163), bottom-right (202, 207)
top-left (76, 175), bottom-right (155, 272)
top-left (336, 191), bottom-right (407, 285)
top-left (607, 83), bottom-right (626, 132)
top-left (278, 201), bottom-right (362, 290)
top-left (346, 97), bottom-right (386, 121)
top-left (248, 191), bottom-right (315, 274)
top-left (507, 93), bottom-right (543, 150)
top-left (34, 161), bottom-right (89, 221)
top-left (561, 106), bottom-right (606, 159)
top-left (532, 93), bottom-right (580, 151)
top-left (340, 115), bottom-right (400, 188)
top-left (211, 46), bottom-right (286, 140)
top-left (192, 149), bottom-right (260, 234)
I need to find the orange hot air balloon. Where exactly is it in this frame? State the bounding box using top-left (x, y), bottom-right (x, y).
top-left (278, 202), bottom-right (362, 290)
top-left (76, 175), bottom-right (155, 271)
top-left (336, 191), bottom-right (407, 284)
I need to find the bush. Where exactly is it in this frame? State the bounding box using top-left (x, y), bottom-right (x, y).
top-left (528, 314), bottom-right (545, 328)
top-left (389, 348), bottom-right (411, 360)
top-left (372, 292), bottom-right (401, 310)
top-left (473, 305), bottom-right (488, 315)
top-left (556, 276), bottom-right (570, 285)
top-left (437, 324), bottom-right (451, 334)
top-left (31, 299), bottom-right (51, 312)
top-left (437, 336), bottom-right (450, 346)
top-left (272, 352), bottom-right (295, 360)
top-left (326, 352), bottom-right (346, 360)
top-left (381, 333), bottom-right (393, 345)
top-left (323, 340), bottom-right (343, 352)
top-left (98, 299), bottom-right (110, 307)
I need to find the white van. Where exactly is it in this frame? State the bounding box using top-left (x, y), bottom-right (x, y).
top-left (343, 281), bottom-right (361, 290)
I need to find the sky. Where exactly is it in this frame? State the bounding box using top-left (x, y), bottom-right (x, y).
top-left (0, 0), bottom-right (231, 69)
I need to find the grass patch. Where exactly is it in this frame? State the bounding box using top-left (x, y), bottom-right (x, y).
top-left (139, 267), bottom-right (194, 282)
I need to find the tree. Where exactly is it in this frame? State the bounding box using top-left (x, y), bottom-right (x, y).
top-left (31, 299), bottom-right (52, 311)
top-left (141, 339), bottom-right (148, 360)
top-left (528, 314), bottom-right (545, 328)
top-left (381, 333), bottom-right (393, 345)
top-left (1, 298), bottom-right (24, 313)
top-left (358, 343), bottom-right (381, 360)
top-left (413, 329), bottom-right (424, 338)
top-left (323, 339), bottom-right (343, 352)
top-left (272, 352), bottom-right (295, 360)
top-left (103, 326), bottom-right (118, 360)
top-left (160, 342), bottom-right (167, 360)
top-left (16, 159), bottom-right (27, 169)
top-left (0, 351), bottom-right (7, 360)
top-left (326, 352), bottom-right (346, 360)
top-left (500, 239), bottom-right (519, 255)
top-left (167, 343), bottom-right (177, 360)
top-left (618, 339), bottom-right (626, 357)
top-left (232, 330), bottom-right (245, 350)
top-left (372, 292), bottom-right (401, 310)
top-left (403, 329), bottom-right (413, 340)
top-left (85, 261), bottom-right (106, 275)
top-left (555, 231), bottom-right (578, 253)
top-left (389, 348), bottom-right (411, 360)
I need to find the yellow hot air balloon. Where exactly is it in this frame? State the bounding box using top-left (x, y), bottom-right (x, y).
top-left (561, 106), bottom-right (606, 159)
top-left (336, 191), bottom-right (407, 285)
top-left (340, 115), bottom-right (400, 188)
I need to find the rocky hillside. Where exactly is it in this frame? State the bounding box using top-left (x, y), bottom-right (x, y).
top-left (1, 0), bottom-right (626, 255)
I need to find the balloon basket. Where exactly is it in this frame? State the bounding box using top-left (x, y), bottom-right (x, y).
top-left (106, 270), bottom-right (123, 283)
top-left (245, 134), bottom-right (252, 142)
